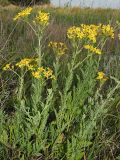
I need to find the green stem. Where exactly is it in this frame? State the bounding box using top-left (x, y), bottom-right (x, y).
top-left (73, 54), bottom-right (91, 70)
top-left (52, 57), bottom-right (60, 91)
top-left (38, 36), bottom-right (42, 67)
top-left (64, 47), bottom-right (80, 94)
top-left (18, 69), bottom-right (24, 102)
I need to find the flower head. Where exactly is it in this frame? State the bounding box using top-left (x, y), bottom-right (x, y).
top-left (101, 24), bottom-right (114, 38)
top-left (43, 67), bottom-right (53, 79)
top-left (96, 72), bottom-right (108, 81)
top-left (32, 71), bottom-right (41, 79)
top-left (3, 63), bottom-right (14, 71)
top-left (13, 7), bottom-right (32, 21)
top-left (34, 11), bottom-right (50, 27)
top-left (67, 24), bottom-right (101, 43)
top-left (48, 41), bottom-right (67, 56)
top-left (16, 58), bottom-right (33, 68)
top-left (81, 24), bottom-right (100, 43)
top-left (84, 44), bottom-right (102, 55)
top-left (32, 67), bottom-right (55, 80)
top-left (27, 64), bottom-right (35, 71)
top-left (67, 26), bottom-right (85, 40)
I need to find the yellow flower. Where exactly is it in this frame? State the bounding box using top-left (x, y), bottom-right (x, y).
top-left (43, 71), bottom-right (50, 79)
top-left (67, 26), bottom-right (85, 40)
top-left (96, 72), bottom-right (108, 81)
top-left (3, 63), bottom-right (14, 71)
top-left (67, 24), bottom-right (114, 44)
top-left (84, 44), bottom-right (102, 55)
top-left (81, 24), bottom-right (101, 43)
top-left (43, 67), bottom-right (53, 79)
top-left (13, 7), bottom-right (32, 21)
top-left (34, 11), bottom-right (49, 27)
top-left (101, 24), bottom-right (114, 38)
top-left (38, 67), bottom-right (45, 72)
top-left (43, 67), bottom-right (56, 79)
top-left (48, 41), bottom-right (67, 56)
top-left (118, 34), bottom-right (120, 39)
top-left (16, 58), bottom-right (33, 68)
top-left (32, 67), bottom-right (45, 79)
top-left (32, 71), bottom-right (41, 79)
top-left (67, 24), bottom-right (102, 43)
top-left (27, 64), bottom-right (35, 71)
top-left (32, 67), bottom-right (55, 80)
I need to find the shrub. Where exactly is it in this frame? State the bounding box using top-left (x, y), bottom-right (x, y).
top-left (0, 7), bottom-right (120, 160)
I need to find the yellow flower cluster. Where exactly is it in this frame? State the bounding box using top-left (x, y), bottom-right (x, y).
top-left (84, 44), bottom-right (102, 55)
top-left (67, 24), bottom-right (101, 43)
top-left (3, 58), bottom-right (55, 80)
top-left (101, 24), bottom-right (114, 38)
top-left (48, 42), bottom-right (67, 56)
top-left (44, 67), bottom-right (55, 79)
top-left (67, 24), bottom-right (114, 43)
top-left (67, 26), bottom-right (85, 40)
top-left (32, 67), bottom-right (55, 80)
top-left (34, 11), bottom-right (49, 26)
top-left (3, 58), bottom-right (36, 71)
top-left (96, 72), bottom-right (108, 81)
top-left (16, 58), bottom-right (33, 68)
top-left (81, 24), bottom-right (101, 43)
top-left (3, 63), bottom-right (14, 71)
top-left (32, 67), bottom-right (44, 79)
top-left (13, 7), bottom-right (33, 21)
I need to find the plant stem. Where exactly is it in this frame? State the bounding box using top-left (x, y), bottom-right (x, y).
top-left (18, 69), bottom-right (24, 102)
top-left (38, 36), bottom-right (42, 67)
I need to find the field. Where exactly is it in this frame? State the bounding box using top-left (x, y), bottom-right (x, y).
top-left (0, 5), bottom-right (120, 160)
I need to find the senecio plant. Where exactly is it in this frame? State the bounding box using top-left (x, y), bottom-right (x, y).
top-left (0, 7), bottom-right (120, 160)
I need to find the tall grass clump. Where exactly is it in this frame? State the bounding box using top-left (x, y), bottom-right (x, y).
top-left (0, 0), bottom-right (10, 6)
top-left (0, 7), bottom-right (120, 160)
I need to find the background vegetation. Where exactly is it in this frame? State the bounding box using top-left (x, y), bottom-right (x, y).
top-left (0, 0), bottom-right (50, 6)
